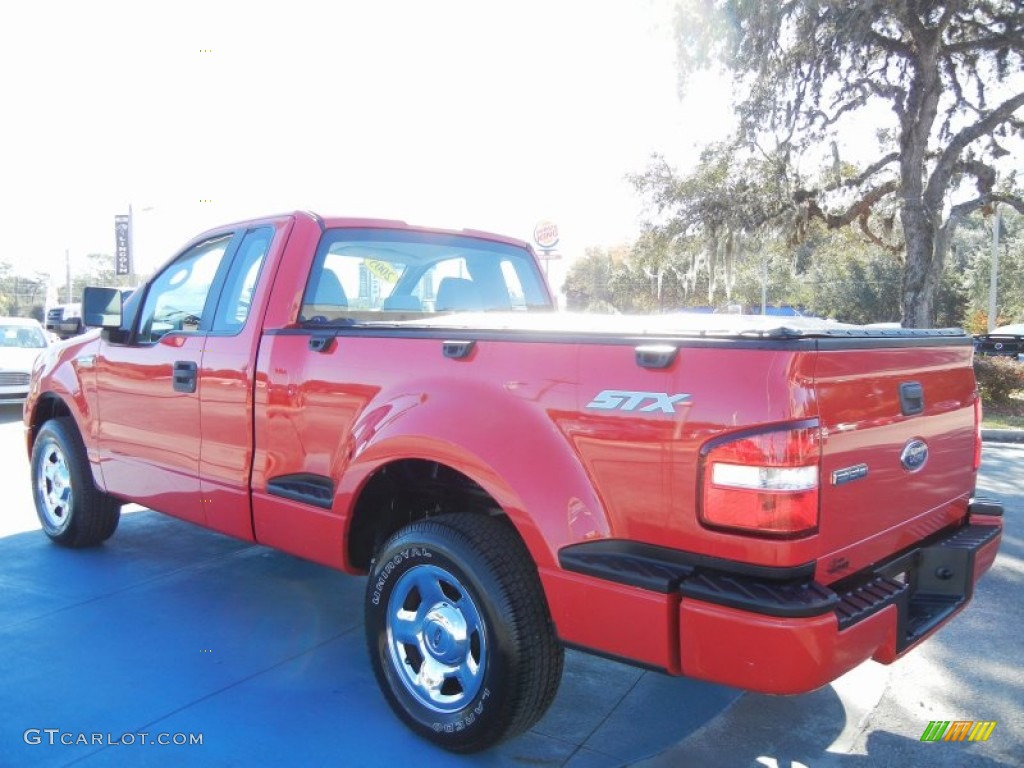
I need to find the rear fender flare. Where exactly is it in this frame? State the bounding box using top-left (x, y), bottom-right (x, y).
top-left (334, 391), bottom-right (610, 571)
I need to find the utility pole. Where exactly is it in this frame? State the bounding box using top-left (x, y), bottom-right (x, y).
top-left (761, 257), bottom-right (768, 315)
top-left (65, 248), bottom-right (72, 303)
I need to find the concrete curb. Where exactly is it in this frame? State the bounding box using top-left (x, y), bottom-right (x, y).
top-left (982, 429), bottom-right (1024, 443)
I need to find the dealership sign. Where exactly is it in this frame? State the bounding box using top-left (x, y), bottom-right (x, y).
top-left (114, 215), bottom-right (132, 276)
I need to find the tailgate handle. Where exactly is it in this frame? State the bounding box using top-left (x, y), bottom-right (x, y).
top-left (442, 340), bottom-right (476, 360)
top-left (635, 345), bottom-right (678, 369)
top-left (899, 382), bottom-right (924, 416)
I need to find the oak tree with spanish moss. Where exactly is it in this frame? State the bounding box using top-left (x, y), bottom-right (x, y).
top-left (650, 0), bottom-right (1023, 326)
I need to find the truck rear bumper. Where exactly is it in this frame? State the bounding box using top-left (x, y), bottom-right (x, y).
top-left (553, 499), bottom-right (1002, 694)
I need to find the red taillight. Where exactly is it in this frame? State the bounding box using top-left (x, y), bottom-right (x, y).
top-left (973, 397), bottom-right (983, 471)
top-left (700, 423), bottom-right (821, 536)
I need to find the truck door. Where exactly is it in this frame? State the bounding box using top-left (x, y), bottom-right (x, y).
top-left (95, 232), bottom-right (238, 525)
top-left (196, 225), bottom-right (280, 540)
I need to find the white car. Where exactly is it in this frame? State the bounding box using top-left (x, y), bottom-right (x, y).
top-left (0, 317), bottom-right (49, 405)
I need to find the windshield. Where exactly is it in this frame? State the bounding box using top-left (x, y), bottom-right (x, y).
top-left (300, 228), bottom-right (551, 324)
top-left (0, 324), bottom-right (47, 348)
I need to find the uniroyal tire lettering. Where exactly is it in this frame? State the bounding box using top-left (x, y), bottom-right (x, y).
top-left (586, 389), bottom-right (691, 413)
top-left (371, 546), bottom-right (433, 605)
top-left (430, 688), bottom-right (490, 733)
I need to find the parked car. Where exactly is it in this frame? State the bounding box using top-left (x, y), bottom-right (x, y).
top-left (0, 317), bottom-right (49, 405)
top-left (974, 323), bottom-right (1024, 360)
top-left (716, 303), bottom-right (810, 317)
top-left (45, 302), bottom-right (84, 340)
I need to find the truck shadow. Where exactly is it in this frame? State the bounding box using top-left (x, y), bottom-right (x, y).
top-left (0, 509), bottom-right (740, 767)
top-left (640, 683), bottom-right (1012, 768)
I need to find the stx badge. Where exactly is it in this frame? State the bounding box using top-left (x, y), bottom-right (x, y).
top-left (586, 390), bottom-right (691, 414)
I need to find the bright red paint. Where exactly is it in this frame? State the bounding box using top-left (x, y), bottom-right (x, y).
top-left (25, 211), bottom-right (1001, 695)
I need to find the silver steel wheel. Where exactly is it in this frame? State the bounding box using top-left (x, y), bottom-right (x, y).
top-left (37, 438), bottom-right (73, 531)
top-left (386, 564), bottom-right (487, 713)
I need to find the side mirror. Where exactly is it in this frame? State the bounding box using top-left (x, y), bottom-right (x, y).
top-left (83, 287), bottom-right (124, 329)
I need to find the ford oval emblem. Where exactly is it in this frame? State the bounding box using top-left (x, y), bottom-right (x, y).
top-left (900, 439), bottom-right (929, 472)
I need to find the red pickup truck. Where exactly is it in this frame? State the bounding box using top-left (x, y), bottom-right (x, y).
top-left (25, 211), bottom-right (1002, 752)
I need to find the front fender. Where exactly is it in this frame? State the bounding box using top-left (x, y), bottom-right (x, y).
top-left (25, 334), bottom-right (101, 485)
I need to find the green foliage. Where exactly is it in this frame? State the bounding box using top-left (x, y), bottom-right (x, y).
top-left (960, 207), bottom-right (1024, 325)
top-left (563, 247), bottom-right (623, 312)
top-left (0, 261), bottom-right (48, 319)
top-left (71, 253), bottom-right (129, 302)
top-left (935, 268), bottom-right (970, 328)
top-left (974, 357), bottom-right (1024, 405)
top-left (0, 252), bottom-right (129, 319)
top-left (802, 235), bottom-right (902, 324)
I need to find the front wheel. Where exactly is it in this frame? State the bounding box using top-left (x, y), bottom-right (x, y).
top-left (365, 513), bottom-right (564, 753)
top-left (31, 418), bottom-right (120, 547)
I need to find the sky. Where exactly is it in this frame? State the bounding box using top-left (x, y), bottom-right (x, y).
top-left (0, 0), bottom-right (735, 296)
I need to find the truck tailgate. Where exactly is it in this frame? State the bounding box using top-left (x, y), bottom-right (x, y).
top-left (813, 341), bottom-right (978, 583)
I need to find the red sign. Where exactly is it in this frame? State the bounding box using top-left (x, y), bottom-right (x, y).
top-left (533, 220), bottom-right (560, 249)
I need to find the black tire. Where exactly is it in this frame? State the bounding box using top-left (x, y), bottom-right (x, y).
top-left (365, 513), bottom-right (564, 753)
top-left (31, 417), bottom-right (120, 547)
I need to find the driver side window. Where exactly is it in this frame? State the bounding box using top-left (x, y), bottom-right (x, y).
top-left (137, 234), bottom-right (233, 343)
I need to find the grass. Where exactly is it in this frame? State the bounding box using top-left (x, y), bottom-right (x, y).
top-left (982, 393), bottom-right (1024, 430)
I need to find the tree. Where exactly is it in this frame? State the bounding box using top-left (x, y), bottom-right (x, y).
top-left (563, 247), bottom-right (622, 311)
top-left (70, 253), bottom-right (128, 302)
top-left (632, 139), bottom-right (820, 311)
top-left (563, 243), bottom-right (701, 313)
top-left (0, 261), bottom-right (48, 319)
top-left (960, 203), bottom-right (1024, 324)
top-left (673, 0), bottom-right (1024, 326)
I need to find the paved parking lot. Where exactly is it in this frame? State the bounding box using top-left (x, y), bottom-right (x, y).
top-left (1, 403), bottom-right (1020, 766)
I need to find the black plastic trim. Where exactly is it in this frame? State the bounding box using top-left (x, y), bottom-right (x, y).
top-left (264, 326), bottom-right (819, 350)
top-left (266, 473), bottom-right (334, 509)
top-left (263, 325), bottom-right (972, 351)
top-left (968, 497), bottom-right (1004, 517)
top-left (815, 334), bottom-right (971, 350)
top-left (899, 381), bottom-right (924, 416)
top-left (442, 340), bottom-right (476, 359)
top-left (830, 523), bottom-right (1000, 647)
top-left (680, 571), bottom-right (838, 618)
top-left (834, 575), bottom-right (908, 630)
top-left (635, 344), bottom-right (678, 369)
top-left (308, 334), bottom-right (334, 353)
top-left (172, 361), bottom-right (198, 393)
top-left (559, 520), bottom-right (1000, 630)
top-left (558, 540), bottom-right (816, 595)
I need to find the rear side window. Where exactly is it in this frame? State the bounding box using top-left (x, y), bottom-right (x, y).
top-left (211, 227), bottom-right (273, 333)
top-left (300, 228), bottom-right (549, 324)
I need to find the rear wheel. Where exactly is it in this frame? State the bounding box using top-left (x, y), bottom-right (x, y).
top-left (365, 513), bottom-right (564, 752)
top-left (31, 418), bottom-right (120, 547)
